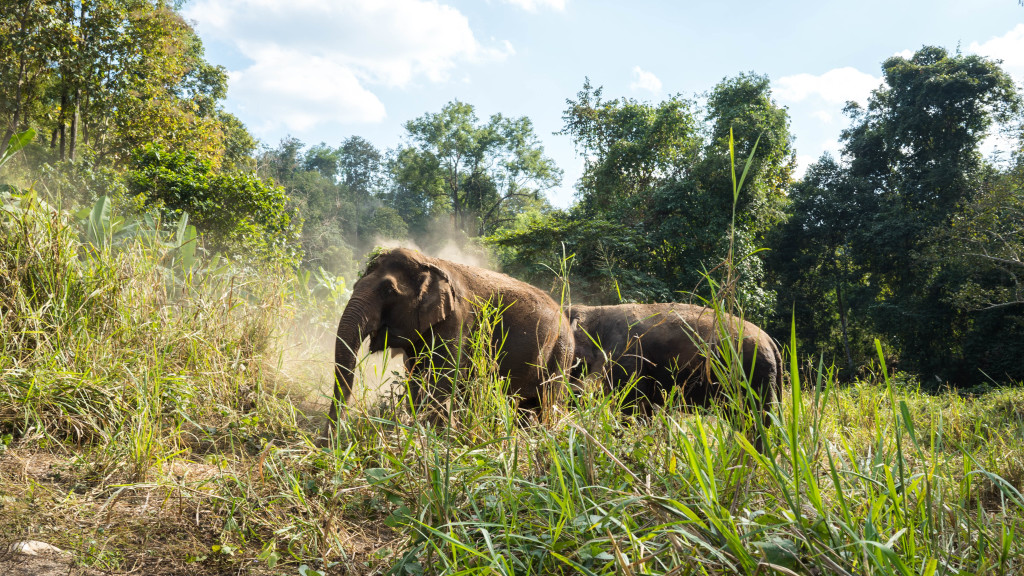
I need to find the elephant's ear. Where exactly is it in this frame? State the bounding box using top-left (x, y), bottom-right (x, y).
top-left (568, 307), bottom-right (584, 330)
top-left (417, 265), bottom-right (454, 332)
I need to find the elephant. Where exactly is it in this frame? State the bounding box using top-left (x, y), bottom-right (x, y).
top-left (568, 303), bottom-right (783, 447)
top-left (331, 248), bottom-right (574, 423)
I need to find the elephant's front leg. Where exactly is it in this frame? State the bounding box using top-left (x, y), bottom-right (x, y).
top-left (404, 342), bottom-right (460, 425)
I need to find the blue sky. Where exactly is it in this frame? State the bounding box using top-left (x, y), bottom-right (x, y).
top-left (184, 0), bottom-right (1024, 208)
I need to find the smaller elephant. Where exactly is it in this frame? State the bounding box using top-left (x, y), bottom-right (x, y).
top-left (332, 248), bottom-right (574, 423)
top-left (569, 303), bottom-right (782, 447)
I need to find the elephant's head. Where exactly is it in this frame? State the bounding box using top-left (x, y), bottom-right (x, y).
top-left (568, 306), bottom-right (605, 380)
top-left (331, 248), bottom-right (457, 422)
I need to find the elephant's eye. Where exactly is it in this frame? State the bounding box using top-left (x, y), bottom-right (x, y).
top-left (379, 282), bottom-right (397, 297)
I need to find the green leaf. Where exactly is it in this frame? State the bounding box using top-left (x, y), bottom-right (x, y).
top-left (364, 467), bottom-right (395, 485)
top-left (751, 538), bottom-right (801, 570)
top-left (0, 129), bottom-right (35, 169)
top-left (87, 196), bottom-right (111, 249)
top-left (257, 544), bottom-right (280, 568)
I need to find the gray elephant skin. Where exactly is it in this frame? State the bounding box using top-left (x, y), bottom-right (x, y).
top-left (569, 303), bottom-right (783, 441)
top-left (332, 248), bottom-right (575, 422)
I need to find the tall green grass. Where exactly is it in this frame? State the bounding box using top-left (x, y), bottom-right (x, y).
top-left (2, 145), bottom-right (1023, 574)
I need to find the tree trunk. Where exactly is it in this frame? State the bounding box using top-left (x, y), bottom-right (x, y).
top-left (1, 62), bottom-right (28, 152)
top-left (836, 281), bottom-right (854, 377)
top-left (70, 0), bottom-right (88, 159)
top-left (58, 88), bottom-right (68, 160)
top-left (82, 103), bottom-right (90, 146)
top-left (69, 88), bottom-right (80, 160)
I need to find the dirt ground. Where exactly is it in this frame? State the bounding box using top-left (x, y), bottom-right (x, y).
top-left (0, 343), bottom-right (407, 575)
top-left (0, 541), bottom-right (103, 576)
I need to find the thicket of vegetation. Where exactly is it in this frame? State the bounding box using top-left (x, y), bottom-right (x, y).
top-left (3, 0), bottom-right (1021, 385)
top-left (4, 134), bottom-right (1024, 575)
top-left (3, 1), bottom-right (1024, 573)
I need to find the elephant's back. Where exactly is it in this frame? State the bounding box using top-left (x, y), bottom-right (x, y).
top-left (445, 259), bottom-right (574, 383)
top-left (580, 302), bottom-right (777, 359)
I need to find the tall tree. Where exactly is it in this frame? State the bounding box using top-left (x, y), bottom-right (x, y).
top-left (0, 0), bottom-right (56, 151)
top-left (394, 100), bottom-right (560, 237)
top-left (846, 46), bottom-right (1019, 381)
top-left (1, 0), bottom-right (239, 166)
top-left (559, 79), bottom-right (700, 221)
top-left (338, 135), bottom-right (382, 201)
top-left (771, 46), bottom-right (1022, 383)
top-left (650, 73), bottom-right (795, 319)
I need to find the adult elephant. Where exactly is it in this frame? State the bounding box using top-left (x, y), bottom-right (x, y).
top-left (568, 303), bottom-right (783, 447)
top-left (331, 248), bottom-right (574, 423)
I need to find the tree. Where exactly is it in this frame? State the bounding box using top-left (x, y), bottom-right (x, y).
top-left (1, 0), bottom-right (240, 167)
top-left (100, 2), bottom-right (230, 165)
top-left (258, 136), bottom-right (391, 276)
top-left (560, 79), bottom-right (700, 221)
top-left (767, 155), bottom-right (876, 377)
top-left (0, 0), bottom-right (56, 151)
top-left (394, 100), bottom-right (561, 237)
top-left (338, 136), bottom-right (382, 201)
top-left (843, 46), bottom-right (1019, 382)
top-left (650, 73), bottom-right (795, 319)
top-left (770, 46), bottom-right (1023, 384)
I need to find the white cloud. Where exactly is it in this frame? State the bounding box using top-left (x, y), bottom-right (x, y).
top-left (630, 66), bottom-right (662, 93)
top-left (502, 0), bottom-right (566, 11)
top-left (893, 49), bottom-right (914, 59)
top-left (774, 66), bottom-right (881, 107)
top-left (969, 23), bottom-right (1024, 80)
top-left (811, 110), bottom-right (833, 123)
top-left (185, 0), bottom-right (510, 132)
top-left (229, 48), bottom-right (387, 132)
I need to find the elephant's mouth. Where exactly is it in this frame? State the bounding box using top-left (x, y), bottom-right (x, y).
top-left (369, 326), bottom-right (391, 351)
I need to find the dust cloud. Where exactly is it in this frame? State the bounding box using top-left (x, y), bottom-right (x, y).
top-left (372, 217), bottom-right (498, 271)
top-left (279, 221), bottom-right (502, 415)
top-left (275, 321), bottom-right (409, 415)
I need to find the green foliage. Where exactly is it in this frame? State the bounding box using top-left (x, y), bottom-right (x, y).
top-left (560, 79), bottom-right (700, 215)
top-left (217, 111), bottom-right (258, 171)
top-left (771, 45), bottom-right (1024, 384)
top-left (496, 75), bottom-right (793, 321)
top-left (924, 164), bottom-right (1024, 382)
top-left (692, 72), bottom-right (794, 238)
top-left (0, 0), bottom-right (247, 167)
top-left (258, 135), bottom-right (389, 278)
top-left (491, 208), bottom-right (671, 303)
top-left (0, 128), bottom-right (34, 170)
top-left (391, 100), bottom-right (560, 237)
top-left (128, 144), bottom-right (302, 266)
top-left (768, 155), bottom-right (880, 376)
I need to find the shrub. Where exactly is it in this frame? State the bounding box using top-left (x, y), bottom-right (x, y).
top-left (127, 145), bottom-right (303, 266)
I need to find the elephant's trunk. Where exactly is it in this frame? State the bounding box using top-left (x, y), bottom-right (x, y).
top-left (330, 295), bottom-right (380, 423)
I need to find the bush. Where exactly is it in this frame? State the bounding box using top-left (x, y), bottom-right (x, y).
top-left (127, 145), bottom-right (303, 266)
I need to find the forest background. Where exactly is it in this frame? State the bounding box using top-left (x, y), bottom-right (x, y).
top-left (3, 0), bottom-right (1024, 388)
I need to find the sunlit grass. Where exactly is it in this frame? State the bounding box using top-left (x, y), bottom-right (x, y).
top-left (2, 189), bottom-right (1024, 575)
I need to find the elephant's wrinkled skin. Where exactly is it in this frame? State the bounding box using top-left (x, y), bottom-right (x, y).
top-left (331, 248), bottom-right (574, 422)
top-left (569, 303), bottom-right (782, 443)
